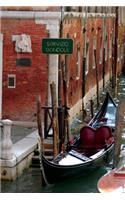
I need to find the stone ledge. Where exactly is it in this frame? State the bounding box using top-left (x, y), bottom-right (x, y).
top-left (0, 130), bottom-right (39, 180)
top-left (1, 152), bottom-right (34, 181)
top-left (1, 130), bottom-right (38, 167)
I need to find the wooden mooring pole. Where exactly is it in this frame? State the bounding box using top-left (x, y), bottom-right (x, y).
top-left (63, 53), bottom-right (70, 144)
top-left (36, 95), bottom-right (49, 186)
top-left (94, 49), bottom-right (100, 107)
top-left (82, 7), bottom-right (87, 120)
top-left (102, 48), bottom-right (105, 90)
top-left (36, 95), bottom-right (44, 152)
top-left (90, 98), bottom-right (94, 119)
top-left (44, 100), bottom-right (48, 139)
top-left (112, 7), bottom-right (119, 88)
top-left (58, 7), bottom-right (65, 150)
top-left (58, 62), bottom-right (65, 151)
top-left (50, 82), bottom-right (59, 158)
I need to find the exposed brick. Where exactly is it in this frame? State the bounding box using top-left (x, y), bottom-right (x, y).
top-left (2, 18), bottom-right (48, 121)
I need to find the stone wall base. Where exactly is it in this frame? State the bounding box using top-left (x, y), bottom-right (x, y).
top-left (1, 152), bottom-right (34, 181)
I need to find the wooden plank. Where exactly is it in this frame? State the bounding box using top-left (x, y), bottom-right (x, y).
top-left (94, 49), bottom-right (100, 107)
top-left (112, 7), bottom-right (119, 88)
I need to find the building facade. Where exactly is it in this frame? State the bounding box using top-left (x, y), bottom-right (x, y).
top-left (0, 6), bottom-right (125, 122)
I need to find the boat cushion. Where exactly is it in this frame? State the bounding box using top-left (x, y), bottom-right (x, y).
top-left (95, 126), bottom-right (112, 145)
top-left (80, 126), bottom-right (95, 146)
top-left (79, 125), bottom-right (113, 149)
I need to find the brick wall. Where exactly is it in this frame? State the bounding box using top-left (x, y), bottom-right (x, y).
top-left (62, 15), bottom-right (115, 108)
top-left (1, 11), bottom-right (125, 122)
top-left (2, 18), bottom-right (48, 121)
top-left (62, 17), bottom-right (83, 107)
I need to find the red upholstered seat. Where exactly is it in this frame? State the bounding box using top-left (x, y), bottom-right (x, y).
top-left (79, 125), bottom-right (113, 150)
top-left (95, 126), bottom-right (112, 145)
top-left (80, 126), bottom-right (95, 146)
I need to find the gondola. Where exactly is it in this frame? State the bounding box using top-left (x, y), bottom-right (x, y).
top-left (40, 92), bottom-right (117, 184)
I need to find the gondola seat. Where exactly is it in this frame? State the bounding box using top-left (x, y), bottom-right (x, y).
top-left (95, 126), bottom-right (113, 148)
top-left (79, 125), bottom-right (113, 150)
top-left (79, 126), bottom-right (95, 148)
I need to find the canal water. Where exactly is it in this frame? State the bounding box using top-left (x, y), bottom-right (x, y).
top-left (1, 75), bottom-right (125, 193)
top-left (1, 166), bottom-right (107, 193)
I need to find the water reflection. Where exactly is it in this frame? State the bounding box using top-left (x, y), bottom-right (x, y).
top-left (1, 166), bottom-right (107, 193)
top-left (41, 167), bottom-right (107, 193)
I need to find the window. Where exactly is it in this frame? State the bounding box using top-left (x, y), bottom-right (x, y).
top-left (65, 7), bottom-right (71, 12)
top-left (78, 7), bottom-right (82, 12)
top-left (97, 7), bottom-right (102, 13)
top-left (8, 74), bottom-right (16, 88)
top-left (76, 42), bottom-right (81, 79)
top-left (95, 7), bottom-right (98, 13)
top-left (16, 58), bottom-right (31, 67)
top-left (87, 7), bottom-right (90, 13)
top-left (101, 7), bottom-right (104, 13)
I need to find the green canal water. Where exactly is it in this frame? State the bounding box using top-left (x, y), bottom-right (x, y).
top-left (1, 166), bottom-right (108, 193)
top-left (1, 75), bottom-right (125, 193)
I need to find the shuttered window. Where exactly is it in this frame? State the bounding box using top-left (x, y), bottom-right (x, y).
top-left (8, 74), bottom-right (16, 88)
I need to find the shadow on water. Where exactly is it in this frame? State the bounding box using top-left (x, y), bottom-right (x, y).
top-left (1, 166), bottom-right (107, 193)
top-left (41, 167), bottom-right (107, 193)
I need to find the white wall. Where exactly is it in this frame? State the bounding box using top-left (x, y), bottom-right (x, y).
top-left (35, 15), bottom-right (60, 106)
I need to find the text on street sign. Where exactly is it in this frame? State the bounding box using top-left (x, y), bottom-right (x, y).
top-left (42, 38), bottom-right (73, 54)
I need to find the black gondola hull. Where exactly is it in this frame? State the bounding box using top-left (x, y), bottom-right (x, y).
top-left (40, 92), bottom-right (116, 184)
top-left (41, 144), bottom-right (114, 183)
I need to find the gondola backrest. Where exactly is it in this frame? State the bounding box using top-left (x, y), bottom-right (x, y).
top-left (80, 126), bottom-right (95, 146)
top-left (95, 126), bottom-right (112, 145)
top-left (80, 125), bottom-right (113, 149)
